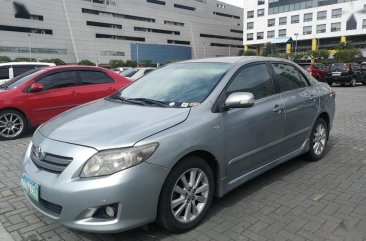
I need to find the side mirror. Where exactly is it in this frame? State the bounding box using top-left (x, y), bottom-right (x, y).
top-left (225, 92), bottom-right (255, 109)
top-left (30, 83), bottom-right (44, 92)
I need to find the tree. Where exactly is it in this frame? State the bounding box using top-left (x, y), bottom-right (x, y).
top-left (0, 56), bottom-right (11, 63)
top-left (78, 59), bottom-right (95, 66)
top-left (307, 50), bottom-right (330, 63)
top-left (140, 59), bottom-right (153, 67)
top-left (293, 52), bottom-right (308, 62)
top-left (40, 58), bottom-right (66, 65)
top-left (109, 59), bottom-right (125, 69)
top-left (125, 60), bottom-right (138, 68)
top-left (13, 57), bottom-right (37, 62)
top-left (242, 50), bottom-right (256, 56)
top-left (333, 42), bottom-right (362, 63)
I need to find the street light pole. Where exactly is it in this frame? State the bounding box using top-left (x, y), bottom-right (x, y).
top-left (27, 34), bottom-right (32, 59)
top-left (294, 33), bottom-right (298, 55)
top-left (204, 42), bottom-right (206, 57)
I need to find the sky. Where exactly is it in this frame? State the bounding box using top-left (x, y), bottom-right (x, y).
top-left (219, 0), bottom-right (244, 8)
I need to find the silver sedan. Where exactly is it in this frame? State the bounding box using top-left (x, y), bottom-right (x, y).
top-left (21, 57), bottom-right (335, 233)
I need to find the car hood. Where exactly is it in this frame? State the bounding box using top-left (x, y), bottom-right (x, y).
top-left (39, 99), bottom-right (190, 150)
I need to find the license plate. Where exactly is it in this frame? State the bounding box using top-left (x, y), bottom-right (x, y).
top-left (21, 174), bottom-right (39, 203)
top-left (332, 73), bottom-right (341, 76)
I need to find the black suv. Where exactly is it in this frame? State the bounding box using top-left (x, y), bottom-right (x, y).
top-left (326, 63), bottom-right (366, 87)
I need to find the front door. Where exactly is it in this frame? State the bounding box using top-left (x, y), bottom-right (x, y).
top-left (27, 71), bottom-right (81, 125)
top-left (222, 63), bottom-right (286, 181)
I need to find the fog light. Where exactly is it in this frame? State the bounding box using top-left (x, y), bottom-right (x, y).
top-left (105, 206), bottom-right (116, 218)
top-left (92, 203), bottom-right (118, 219)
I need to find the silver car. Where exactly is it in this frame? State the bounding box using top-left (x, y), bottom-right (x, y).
top-left (21, 57), bottom-right (335, 233)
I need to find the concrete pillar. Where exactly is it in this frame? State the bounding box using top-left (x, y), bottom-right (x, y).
top-left (244, 45), bottom-right (249, 52)
top-left (256, 45), bottom-right (260, 56)
top-left (341, 36), bottom-right (347, 44)
top-left (286, 43), bottom-right (292, 59)
top-left (311, 38), bottom-right (317, 63)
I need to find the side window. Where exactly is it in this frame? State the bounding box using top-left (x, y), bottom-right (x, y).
top-left (226, 64), bottom-right (275, 100)
top-left (13, 66), bottom-right (36, 77)
top-left (37, 71), bottom-right (76, 91)
top-left (271, 63), bottom-right (308, 92)
top-left (78, 71), bottom-right (114, 85)
top-left (144, 69), bottom-right (154, 75)
top-left (0, 67), bottom-right (9, 79)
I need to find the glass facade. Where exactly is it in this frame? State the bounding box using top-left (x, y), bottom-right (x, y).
top-left (268, 0), bottom-right (358, 15)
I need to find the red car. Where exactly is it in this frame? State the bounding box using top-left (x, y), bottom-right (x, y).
top-left (299, 63), bottom-right (328, 82)
top-left (0, 66), bottom-right (131, 140)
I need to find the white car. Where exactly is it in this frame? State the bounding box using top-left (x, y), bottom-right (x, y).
top-left (112, 67), bottom-right (132, 74)
top-left (0, 62), bottom-right (55, 85)
top-left (120, 67), bottom-right (156, 81)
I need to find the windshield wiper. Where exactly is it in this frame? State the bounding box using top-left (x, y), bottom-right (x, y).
top-left (127, 98), bottom-right (169, 107)
top-left (108, 95), bottom-right (146, 106)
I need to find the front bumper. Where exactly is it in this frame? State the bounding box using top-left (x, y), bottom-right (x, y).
top-left (21, 135), bottom-right (169, 233)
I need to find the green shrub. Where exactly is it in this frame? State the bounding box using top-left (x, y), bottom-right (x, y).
top-left (78, 59), bottom-right (95, 66)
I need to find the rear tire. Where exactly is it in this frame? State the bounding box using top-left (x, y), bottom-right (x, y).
top-left (350, 77), bottom-right (356, 87)
top-left (0, 109), bottom-right (28, 140)
top-left (306, 118), bottom-right (328, 162)
top-left (157, 156), bottom-right (215, 233)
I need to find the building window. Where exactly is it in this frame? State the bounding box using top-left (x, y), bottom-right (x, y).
top-left (174, 4), bottom-right (195, 11)
top-left (257, 9), bottom-right (264, 17)
top-left (291, 15), bottom-right (299, 24)
top-left (247, 22), bottom-right (254, 30)
top-left (213, 12), bottom-right (240, 19)
top-left (247, 33), bottom-right (254, 41)
top-left (268, 18), bottom-right (275, 27)
top-left (96, 33), bottom-right (145, 42)
top-left (231, 29), bottom-right (243, 34)
top-left (267, 30), bottom-right (275, 39)
top-left (0, 46), bottom-right (66, 55)
top-left (167, 40), bottom-right (190, 45)
top-left (86, 21), bottom-right (122, 29)
top-left (257, 32), bottom-right (264, 40)
top-left (303, 26), bottom-right (312, 35)
top-left (146, 0), bottom-right (165, 5)
top-left (134, 27), bottom-right (180, 35)
top-left (164, 20), bottom-right (184, 27)
top-left (304, 13), bottom-right (312, 22)
top-left (200, 33), bottom-right (242, 41)
top-left (316, 24), bottom-right (326, 33)
top-left (317, 11), bottom-right (327, 20)
top-left (332, 8), bottom-right (342, 18)
top-left (331, 22), bottom-right (341, 32)
top-left (258, 0), bottom-right (265, 5)
top-left (363, 19), bottom-right (366, 29)
top-left (82, 8), bottom-right (155, 22)
top-left (210, 43), bottom-right (242, 48)
top-left (0, 25), bottom-right (52, 35)
top-left (216, 3), bottom-right (225, 8)
top-left (101, 51), bottom-right (125, 56)
top-left (278, 29), bottom-right (286, 37)
top-left (279, 17), bottom-right (287, 25)
top-left (247, 10), bottom-right (254, 19)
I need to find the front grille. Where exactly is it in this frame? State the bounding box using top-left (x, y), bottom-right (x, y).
top-left (39, 198), bottom-right (63, 215)
top-left (30, 145), bottom-right (73, 174)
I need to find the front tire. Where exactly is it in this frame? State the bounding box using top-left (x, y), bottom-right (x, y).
top-left (157, 156), bottom-right (214, 233)
top-left (350, 77), bottom-right (356, 87)
top-left (307, 118), bottom-right (328, 162)
top-left (0, 110), bottom-right (28, 140)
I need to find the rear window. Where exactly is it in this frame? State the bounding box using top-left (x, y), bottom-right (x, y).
top-left (330, 63), bottom-right (347, 71)
top-left (13, 66), bottom-right (36, 77)
top-left (0, 67), bottom-right (9, 79)
top-left (78, 71), bottom-right (114, 85)
top-left (121, 69), bottom-right (138, 78)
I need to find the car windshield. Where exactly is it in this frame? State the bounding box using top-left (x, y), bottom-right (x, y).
top-left (330, 63), bottom-right (347, 71)
top-left (114, 62), bottom-right (230, 106)
top-left (0, 69), bottom-right (45, 90)
top-left (121, 69), bottom-right (138, 77)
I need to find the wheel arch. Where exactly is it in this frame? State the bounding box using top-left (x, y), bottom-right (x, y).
top-left (0, 107), bottom-right (30, 127)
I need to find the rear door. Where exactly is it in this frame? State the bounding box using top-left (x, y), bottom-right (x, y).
top-left (270, 62), bottom-right (318, 152)
top-left (75, 70), bottom-right (117, 103)
top-left (27, 71), bottom-right (80, 125)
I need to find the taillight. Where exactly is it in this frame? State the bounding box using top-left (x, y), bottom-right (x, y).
top-left (331, 90), bottom-right (336, 98)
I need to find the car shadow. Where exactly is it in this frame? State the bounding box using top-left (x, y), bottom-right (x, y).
top-left (75, 146), bottom-right (334, 240)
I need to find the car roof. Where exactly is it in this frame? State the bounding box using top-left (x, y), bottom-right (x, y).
top-left (181, 56), bottom-right (295, 65)
top-left (0, 62), bottom-right (56, 67)
top-left (40, 65), bottom-right (107, 71)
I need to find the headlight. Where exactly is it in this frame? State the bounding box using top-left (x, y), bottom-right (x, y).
top-left (80, 143), bottom-right (158, 178)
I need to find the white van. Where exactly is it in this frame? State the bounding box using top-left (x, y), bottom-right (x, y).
top-left (0, 62), bottom-right (56, 85)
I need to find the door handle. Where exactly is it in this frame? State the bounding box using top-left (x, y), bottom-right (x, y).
top-left (272, 104), bottom-right (285, 114)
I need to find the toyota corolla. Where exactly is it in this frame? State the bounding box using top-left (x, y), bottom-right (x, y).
top-left (21, 57), bottom-right (335, 233)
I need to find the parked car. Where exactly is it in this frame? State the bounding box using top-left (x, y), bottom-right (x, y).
top-left (21, 57), bottom-right (335, 233)
top-left (112, 67), bottom-right (131, 74)
top-left (120, 67), bottom-right (156, 81)
top-left (299, 63), bottom-right (328, 82)
top-left (0, 66), bottom-right (130, 140)
top-left (0, 62), bottom-right (55, 85)
top-left (326, 63), bottom-right (366, 86)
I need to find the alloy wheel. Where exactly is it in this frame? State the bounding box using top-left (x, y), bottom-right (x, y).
top-left (171, 168), bottom-right (209, 223)
top-left (0, 113), bottom-right (24, 139)
top-left (313, 123), bottom-right (327, 156)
